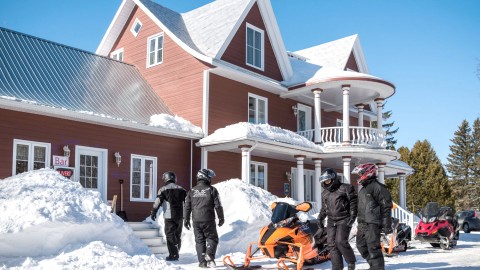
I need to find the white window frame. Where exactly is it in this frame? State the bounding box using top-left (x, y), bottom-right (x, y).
top-left (250, 161), bottom-right (268, 189)
top-left (110, 48), bottom-right (124, 61)
top-left (130, 154), bottom-right (157, 202)
top-left (146, 33), bottom-right (164, 68)
top-left (245, 23), bottom-right (264, 70)
top-left (130, 18), bottom-right (142, 37)
top-left (12, 139), bottom-right (51, 175)
top-left (248, 93), bottom-right (268, 124)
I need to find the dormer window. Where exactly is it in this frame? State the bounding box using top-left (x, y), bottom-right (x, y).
top-left (110, 48), bottom-right (124, 61)
top-left (130, 18), bottom-right (142, 37)
top-left (246, 23), bottom-right (264, 70)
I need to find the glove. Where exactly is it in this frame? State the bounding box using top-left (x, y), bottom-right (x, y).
top-left (218, 219), bottom-right (225, 227)
top-left (184, 219), bottom-right (191, 230)
top-left (150, 210), bottom-right (157, 221)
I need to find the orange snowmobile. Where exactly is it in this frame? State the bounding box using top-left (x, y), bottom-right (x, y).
top-left (223, 201), bottom-right (330, 270)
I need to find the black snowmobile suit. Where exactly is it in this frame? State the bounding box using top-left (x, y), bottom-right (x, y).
top-left (318, 180), bottom-right (358, 270)
top-left (151, 180), bottom-right (187, 259)
top-left (356, 176), bottom-right (393, 270)
top-left (184, 180), bottom-right (224, 264)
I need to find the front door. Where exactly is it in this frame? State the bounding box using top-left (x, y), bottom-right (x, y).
top-left (75, 146), bottom-right (107, 201)
top-left (297, 104), bottom-right (312, 140)
top-left (291, 168), bottom-right (315, 202)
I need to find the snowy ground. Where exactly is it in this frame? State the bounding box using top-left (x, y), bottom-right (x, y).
top-left (1, 169), bottom-right (479, 269)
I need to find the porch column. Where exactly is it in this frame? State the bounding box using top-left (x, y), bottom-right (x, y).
top-left (377, 163), bottom-right (386, 184)
top-left (342, 156), bottom-right (351, 184)
top-left (375, 98), bottom-right (384, 131)
top-left (356, 104), bottom-right (365, 127)
top-left (398, 173), bottom-right (407, 209)
top-left (295, 155), bottom-right (306, 202)
top-left (313, 158), bottom-right (322, 209)
top-left (312, 88), bottom-right (323, 144)
top-left (342, 85), bottom-right (351, 145)
top-left (239, 145), bottom-right (252, 183)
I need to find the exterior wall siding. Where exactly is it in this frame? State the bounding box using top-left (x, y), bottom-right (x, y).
top-left (110, 6), bottom-right (212, 128)
top-left (0, 109), bottom-right (195, 221)
top-left (221, 3), bottom-right (283, 81)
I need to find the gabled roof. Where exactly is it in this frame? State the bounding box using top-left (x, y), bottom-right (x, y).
top-left (97, 0), bottom-right (293, 80)
top-left (0, 27), bottom-right (204, 138)
top-left (294, 34), bottom-right (369, 73)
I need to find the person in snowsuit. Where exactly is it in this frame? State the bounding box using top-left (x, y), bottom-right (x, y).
top-left (184, 169), bottom-right (225, 268)
top-left (352, 163), bottom-right (393, 270)
top-left (318, 168), bottom-right (358, 270)
top-left (150, 171), bottom-right (187, 261)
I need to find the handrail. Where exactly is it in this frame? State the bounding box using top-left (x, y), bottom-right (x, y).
top-left (391, 202), bottom-right (414, 230)
top-left (296, 126), bottom-right (386, 148)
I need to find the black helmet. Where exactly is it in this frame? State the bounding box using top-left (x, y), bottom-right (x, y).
top-left (162, 171), bottom-right (176, 183)
top-left (319, 168), bottom-right (339, 191)
top-left (197, 169), bottom-right (216, 183)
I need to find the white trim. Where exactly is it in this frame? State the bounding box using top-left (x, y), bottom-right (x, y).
top-left (0, 99), bottom-right (203, 140)
top-left (130, 154), bottom-right (158, 202)
top-left (12, 139), bottom-right (51, 175)
top-left (245, 23), bottom-right (265, 71)
top-left (110, 48), bottom-right (124, 61)
top-left (75, 145), bottom-right (108, 202)
top-left (130, 18), bottom-right (143, 37)
top-left (248, 93), bottom-right (268, 124)
top-left (146, 33), bottom-right (164, 68)
top-left (96, 0), bottom-right (134, 55)
top-left (352, 35), bottom-right (369, 74)
top-left (202, 69), bottom-right (211, 136)
top-left (250, 161), bottom-right (268, 190)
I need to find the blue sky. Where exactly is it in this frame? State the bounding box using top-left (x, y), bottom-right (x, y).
top-left (1, 0), bottom-right (479, 166)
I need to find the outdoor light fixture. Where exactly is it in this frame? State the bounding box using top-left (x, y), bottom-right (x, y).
top-left (292, 105), bottom-right (298, 117)
top-left (63, 145), bottom-right (71, 157)
top-left (114, 152), bottom-right (122, 167)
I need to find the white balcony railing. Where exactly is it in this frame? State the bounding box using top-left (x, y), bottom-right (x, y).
top-left (297, 126), bottom-right (386, 148)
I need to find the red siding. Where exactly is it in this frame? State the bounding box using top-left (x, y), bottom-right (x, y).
top-left (0, 109), bottom-right (196, 221)
top-left (110, 6), bottom-right (212, 128)
top-left (221, 3), bottom-right (283, 81)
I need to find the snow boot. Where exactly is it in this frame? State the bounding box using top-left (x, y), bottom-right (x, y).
top-left (199, 261), bottom-right (208, 268)
top-left (165, 255), bottom-right (179, 261)
top-left (205, 254), bottom-right (216, 268)
top-left (348, 263), bottom-right (355, 270)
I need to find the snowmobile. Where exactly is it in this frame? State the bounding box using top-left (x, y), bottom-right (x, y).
top-left (223, 201), bottom-right (330, 270)
top-left (415, 202), bottom-right (459, 250)
top-left (381, 217), bottom-right (412, 256)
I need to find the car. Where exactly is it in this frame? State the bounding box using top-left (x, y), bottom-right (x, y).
top-left (456, 210), bottom-right (480, 233)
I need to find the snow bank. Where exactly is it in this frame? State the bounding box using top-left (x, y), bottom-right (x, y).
top-left (0, 169), bottom-right (149, 257)
top-left (149, 114), bottom-right (203, 135)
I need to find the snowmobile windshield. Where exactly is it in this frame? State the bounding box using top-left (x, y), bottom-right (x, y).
top-left (271, 203), bottom-right (297, 224)
top-left (421, 202), bottom-right (440, 219)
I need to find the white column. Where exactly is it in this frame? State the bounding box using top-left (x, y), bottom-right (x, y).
top-left (295, 155), bottom-right (306, 202)
top-left (357, 104), bottom-right (364, 127)
top-left (201, 149), bottom-right (208, 169)
top-left (312, 88), bottom-right (323, 144)
top-left (398, 173), bottom-right (406, 209)
top-left (342, 85), bottom-right (351, 145)
top-left (313, 158), bottom-right (322, 210)
top-left (342, 156), bottom-right (351, 184)
top-left (375, 98), bottom-right (384, 131)
top-left (377, 163), bottom-right (385, 184)
top-left (239, 145), bottom-right (252, 182)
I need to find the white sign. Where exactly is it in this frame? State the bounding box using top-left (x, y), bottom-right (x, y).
top-left (53, 155), bottom-right (69, 167)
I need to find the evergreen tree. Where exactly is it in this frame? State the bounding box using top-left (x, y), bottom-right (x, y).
top-left (371, 102), bottom-right (399, 150)
top-left (406, 140), bottom-right (454, 212)
top-left (471, 118), bottom-right (480, 209)
top-left (446, 120), bottom-right (472, 183)
top-left (385, 146), bottom-right (410, 204)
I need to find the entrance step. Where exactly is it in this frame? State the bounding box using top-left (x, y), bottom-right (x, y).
top-left (127, 221), bottom-right (167, 257)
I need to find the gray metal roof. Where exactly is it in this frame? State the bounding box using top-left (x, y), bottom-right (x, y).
top-left (0, 27), bottom-right (172, 126)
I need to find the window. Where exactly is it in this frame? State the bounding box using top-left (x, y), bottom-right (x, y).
top-left (147, 33), bottom-right (164, 67)
top-left (246, 23), bottom-right (264, 70)
top-left (250, 162), bottom-right (267, 189)
top-left (130, 155), bottom-right (157, 201)
top-left (248, 93), bottom-right (268, 124)
top-left (13, 139), bottom-right (50, 175)
top-left (110, 48), bottom-right (124, 61)
top-left (130, 18), bottom-right (142, 37)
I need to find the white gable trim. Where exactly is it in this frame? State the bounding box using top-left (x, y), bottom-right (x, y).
top-left (352, 36), bottom-right (369, 74)
top-left (97, 0), bottom-right (134, 55)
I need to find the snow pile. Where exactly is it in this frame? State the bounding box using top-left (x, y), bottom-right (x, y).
top-left (149, 114), bottom-right (203, 135)
top-left (0, 169), bottom-right (149, 258)
top-left (200, 122), bottom-right (320, 149)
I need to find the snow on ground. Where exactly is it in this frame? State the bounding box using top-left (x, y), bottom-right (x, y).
top-left (1, 169), bottom-right (480, 269)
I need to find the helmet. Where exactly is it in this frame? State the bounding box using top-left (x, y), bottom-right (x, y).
top-left (196, 168), bottom-right (216, 183)
top-left (162, 171), bottom-right (176, 183)
top-left (351, 163), bottom-right (377, 185)
top-left (319, 168), bottom-right (339, 191)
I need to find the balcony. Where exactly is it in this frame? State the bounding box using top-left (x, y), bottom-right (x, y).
top-left (297, 126), bottom-right (386, 148)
